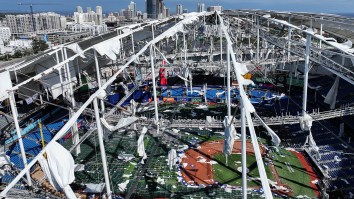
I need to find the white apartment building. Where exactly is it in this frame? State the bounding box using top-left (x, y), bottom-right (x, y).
top-left (129, 2), bottom-right (137, 17)
top-left (0, 27), bottom-right (11, 42)
top-left (123, 9), bottom-right (133, 20)
top-left (207, 6), bottom-right (223, 12)
top-left (5, 12), bottom-right (65, 34)
top-left (68, 24), bottom-right (108, 36)
top-left (74, 6), bottom-right (103, 25)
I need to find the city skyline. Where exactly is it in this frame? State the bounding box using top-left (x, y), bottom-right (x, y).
top-left (1, 0), bottom-right (354, 14)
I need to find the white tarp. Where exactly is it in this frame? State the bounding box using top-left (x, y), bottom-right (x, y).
top-left (120, 82), bottom-right (129, 95)
top-left (137, 127), bottom-right (147, 164)
top-left (233, 62), bottom-right (254, 86)
top-left (118, 153), bottom-right (135, 162)
top-left (130, 99), bottom-right (137, 116)
top-left (168, 149), bottom-right (177, 170)
top-left (263, 14), bottom-right (271, 18)
top-left (324, 76), bottom-right (339, 109)
top-left (0, 154), bottom-right (11, 168)
top-left (304, 131), bottom-right (321, 160)
top-left (100, 116), bottom-right (138, 131)
top-left (255, 113), bottom-right (281, 146)
top-left (223, 116), bottom-right (237, 159)
top-left (38, 155), bottom-right (56, 190)
top-left (0, 154), bottom-right (11, 177)
top-left (118, 180), bottom-right (129, 192)
top-left (66, 43), bottom-right (86, 58)
top-left (299, 113), bottom-right (313, 131)
top-left (186, 68), bottom-right (192, 87)
top-left (206, 116), bottom-right (213, 123)
top-left (0, 71), bottom-right (12, 101)
top-left (308, 131), bottom-right (317, 148)
top-left (93, 36), bottom-right (121, 60)
top-left (38, 141), bottom-right (76, 199)
top-left (83, 183), bottom-right (105, 193)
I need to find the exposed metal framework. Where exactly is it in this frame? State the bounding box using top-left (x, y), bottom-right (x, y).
top-left (1, 10), bottom-right (354, 199)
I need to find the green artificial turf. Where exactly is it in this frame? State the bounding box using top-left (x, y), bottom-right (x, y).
top-left (212, 153), bottom-right (274, 187)
top-left (272, 149), bottom-right (317, 198)
top-left (123, 162), bottom-right (137, 179)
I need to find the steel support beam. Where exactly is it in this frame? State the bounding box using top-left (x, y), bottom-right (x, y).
top-left (241, 102), bottom-right (247, 199)
top-left (8, 91), bottom-right (32, 186)
top-left (93, 98), bottom-right (112, 199)
top-left (302, 34), bottom-right (312, 115)
top-left (150, 45), bottom-right (159, 125)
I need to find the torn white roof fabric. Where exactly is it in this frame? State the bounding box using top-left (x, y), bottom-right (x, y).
top-left (93, 36), bottom-right (121, 60)
top-left (168, 149), bottom-right (177, 170)
top-left (255, 113), bottom-right (281, 147)
top-left (223, 116), bottom-right (237, 156)
top-left (66, 43), bottom-right (86, 58)
top-left (0, 71), bottom-right (12, 101)
top-left (100, 116), bottom-right (138, 131)
top-left (137, 127), bottom-right (148, 164)
top-left (83, 183), bottom-right (105, 193)
top-left (324, 76), bottom-right (339, 109)
top-left (299, 113), bottom-right (313, 131)
top-left (38, 141), bottom-right (76, 199)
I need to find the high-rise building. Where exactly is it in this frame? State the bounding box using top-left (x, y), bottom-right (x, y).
top-left (136, 10), bottom-right (143, 19)
top-left (207, 6), bottom-right (223, 12)
top-left (146, 0), bottom-right (156, 18)
top-left (5, 12), bottom-right (64, 34)
top-left (183, 9), bottom-right (188, 14)
top-left (96, 6), bottom-right (103, 24)
top-left (164, 7), bottom-right (170, 18)
top-left (74, 6), bottom-right (103, 25)
top-left (198, 3), bottom-right (205, 12)
top-left (157, 0), bottom-right (164, 18)
top-left (107, 13), bottom-right (117, 22)
top-left (143, 13), bottom-right (148, 19)
top-left (176, 4), bottom-right (182, 15)
top-left (129, 1), bottom-right (137, 17)
top-left (76, 6), bottom-right (83, 13)
top-left (60, 16), bottom-right (67, 28)
top-left (123, 9), bottom-right (133, 20)
top-left (146, 0), bottom-right (164, 19)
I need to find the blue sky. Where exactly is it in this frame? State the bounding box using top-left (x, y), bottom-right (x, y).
top-left (0, 0), bottom-right (353, 14)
